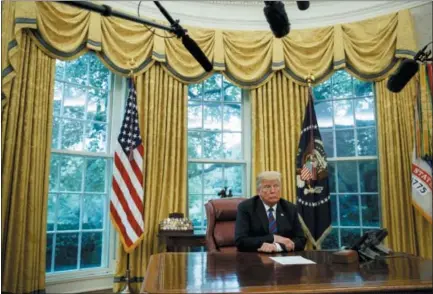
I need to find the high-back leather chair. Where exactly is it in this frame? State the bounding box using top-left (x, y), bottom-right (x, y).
top-left (204, 197), bottom-right (245, 253)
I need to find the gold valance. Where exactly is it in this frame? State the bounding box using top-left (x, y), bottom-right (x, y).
top-left (2, 1), bottom-right (417, 106)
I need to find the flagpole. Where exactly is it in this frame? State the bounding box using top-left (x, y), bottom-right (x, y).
top-left (306, 73), bottom-right (315, 155)
top-left (121, 253), bottom-right (134, 293)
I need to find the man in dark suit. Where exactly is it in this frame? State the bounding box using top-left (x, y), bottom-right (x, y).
top-left (235, 171), bottom-right (306, 252)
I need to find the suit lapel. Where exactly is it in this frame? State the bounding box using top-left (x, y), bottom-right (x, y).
top-left (276, 202), bottom-right (285, 234)
top-left (255, 197), bottom-right (269, 233)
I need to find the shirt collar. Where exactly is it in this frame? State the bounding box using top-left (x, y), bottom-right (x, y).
top-left (260, 198), bottom-right (277, 212)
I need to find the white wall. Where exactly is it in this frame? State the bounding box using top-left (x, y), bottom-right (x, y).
top-left (411, 1), bottom-right (433, 49)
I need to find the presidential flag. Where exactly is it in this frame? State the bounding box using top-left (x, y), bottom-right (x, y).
top-left (110, 78), bottom-right (145, 253)
top-left (296, 89), bottom-right (332, 248)
top-left (411, 64), bottom-right (432, 224)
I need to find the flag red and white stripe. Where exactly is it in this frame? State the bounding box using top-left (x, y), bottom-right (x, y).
top-left (110, 78), bottom-right (145, 253)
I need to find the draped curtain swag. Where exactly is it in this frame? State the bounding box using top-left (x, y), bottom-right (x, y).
top-left (2, 1), bottom-right (417, 107)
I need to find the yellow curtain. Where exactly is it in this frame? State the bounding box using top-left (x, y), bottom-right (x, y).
top-left (376, 75), bottom-right (432, 259)
top-left (251, 72), bottom-right (308, 202)
top-left (113, 64), bottom-right (187, 293)
top-left (2, 2), bottom-right (417, 106)
top-left (1, 32), bottom-right (55, 293)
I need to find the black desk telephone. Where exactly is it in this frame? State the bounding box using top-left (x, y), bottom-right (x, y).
top-left (350, 228), bottom-right (392, 262)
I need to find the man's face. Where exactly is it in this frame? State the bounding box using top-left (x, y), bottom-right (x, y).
top-left (258, 179), bottom-right (281, 206)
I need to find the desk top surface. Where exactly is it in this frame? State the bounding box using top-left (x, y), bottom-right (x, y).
top-left (142, 251), bottom-right (432, 293)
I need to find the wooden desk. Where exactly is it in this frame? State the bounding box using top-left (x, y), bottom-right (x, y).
top-left (157, 231), bottom-right (206, 252)
top-left (141, 251), bottom-right (432, 293)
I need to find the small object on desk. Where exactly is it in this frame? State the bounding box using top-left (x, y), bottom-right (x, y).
top-left (270, 256), bottom-right (316, 265)
top-left (159, 212), bottom-right (193, 231)
top-left (332, 249), bottom-right (359, 264)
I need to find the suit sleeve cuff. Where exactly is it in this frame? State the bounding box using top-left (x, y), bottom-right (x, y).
top-left (274, 242), bottom-right (283, 252)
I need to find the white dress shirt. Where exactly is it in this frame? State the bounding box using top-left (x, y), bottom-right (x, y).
top-left (261, 200), bottom-right (283, 252)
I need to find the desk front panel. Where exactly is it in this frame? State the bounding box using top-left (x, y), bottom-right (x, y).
top-left (142, 251), bottom-right (433, 293)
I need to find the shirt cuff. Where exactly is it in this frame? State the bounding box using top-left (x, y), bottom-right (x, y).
top-left (274, 242), bottom-right (283, 252)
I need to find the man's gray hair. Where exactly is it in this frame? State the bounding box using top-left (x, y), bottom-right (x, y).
top-left (256, 171), bottom-right (281, 190)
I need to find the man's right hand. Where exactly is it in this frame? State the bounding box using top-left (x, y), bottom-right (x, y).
top-left (273, 235), bottom-right (295, 251)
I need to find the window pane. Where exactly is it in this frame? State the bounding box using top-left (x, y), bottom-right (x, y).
top-left (188, 194), bottom-right (203, 227)
top-left (61, 119), bottom-right (84, 151)
top-left (82, 195), bottom-right (104, 229)
top-left (334, 100), bottom-right (354, 129)
top-left (188, 163), bottom-right (203, 194)
top-left (203, 104), bottom-right (222, 130)
top-left (188, 102), bottom-right (202, 129)
top-left (85, 122), bottom-right (107, 152)
top-left (362, 194), bottom-right (380, 227)
top-left (202, 132), bottom-right (222, 159)
top-left (203, 74), bottom-right (222, 101)
top-left (65, 55), bottom-right (88, 85)
top-left (57, 193), bottom-right (80, 230)
top-left (328, 162), bottom-right (336, 193)
top-left (223, 104), bottom-right (241, 131)
top-left (355, 98), bottom-right (375, 127)
top-left (188, 131), bottom-right (202, 158)
top-left (337, 161), bottom-right (358, 193)
top-left (55, 60), bottom-right (65, 80)
top-left (340, 228), bottom-right (361, 247)
top-left (359, 160), bottom-right (378, 192)
top-left (63, 84), bottom-right (86, 119)
top-left (203, 164), bottom-right (223, 194)
top-left (46, 233), bottom-right (53, 272)
top-left (321, 228), bottom-right (339, 249)
top-left (188, 83), bottom-right (202, 101)
top-left (223, 132), bottom-right (242, 160)
top-left (85, 158), bottom-right (106, 192)
top-left (47, 193), bottom-right (56, 231)
top-left (80, 232), bottom-right (103, 269)
top-left (52, 117), bottom-right (61, 149)
top-left (224, 164), bottom-right (243, 195)
top-left (88, 53), bottom-right (109, 91)
top-left (330, 195), bottom-right (338, 226)
top-left (59, 156), bottom-right (84, 192)
top-left (357, 127), bottom-right (377, 156)
top-left (315, 101), bottom-right (333, 130)
top-left (54, 83), bottom-right (62, 116)
top-left (336, 129), bottom-right (355, 157)
top-left (55, 233), bottom-right (79, 271)
top-left (313, 79), bottom-right (331, 101)
top-left (333, 71), bottom-right (352, 98)
top-left (49, 155), bottom-right (60, 191)
top-left (339, 194), bottom-right (360, 226)
top-left (321, 131), bottom-right (334, 158)
top-left (87, 88), bottom-right (108, 122)
top-left (224, 78), bottom-right (241, 102)
top-left (353, 79), bottom-right (373, 97)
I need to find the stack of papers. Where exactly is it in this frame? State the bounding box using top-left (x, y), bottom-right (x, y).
top-left (269, 256), bottom-right (316, 265)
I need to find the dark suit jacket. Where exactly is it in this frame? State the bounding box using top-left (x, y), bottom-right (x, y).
top-left (235, 196), bottom-right (306, 252)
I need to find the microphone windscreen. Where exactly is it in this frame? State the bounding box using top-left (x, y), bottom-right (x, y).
top-left (386, 59), bottom-right (419, 93)
top-left (264, 1), bottom-right (290, 38)
top-left (296, 1), bottom-right (310, 11)
top-left (181, 34), bottom-right (213, 72)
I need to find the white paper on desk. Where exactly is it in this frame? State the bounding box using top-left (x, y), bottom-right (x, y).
top-left (269, 256), bottom-right (316, 265)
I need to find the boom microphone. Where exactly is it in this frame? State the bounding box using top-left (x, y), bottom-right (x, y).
top-left (264, 1), bottom-right (290, 38)
top-left (296, 1), bottom-right (310, 11)
top-left (387, 59), bottom-right (419, 93)
top-left (182, 34), bottom-right (213, 72)
top-left (153, 1), bottom-right (213, 72)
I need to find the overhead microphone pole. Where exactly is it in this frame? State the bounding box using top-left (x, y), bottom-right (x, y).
top-left (58, 1), bottom-right (213, 72)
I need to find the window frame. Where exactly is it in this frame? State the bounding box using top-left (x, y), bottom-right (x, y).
top-left (186, 75), bottom-right (252, 232)
top-left (46, 66), bottom-right (127, 286)
top-left (314, 71), bottom-right (381, 249)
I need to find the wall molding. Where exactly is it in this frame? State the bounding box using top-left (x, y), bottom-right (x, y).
top-left (103, 0), bottom-right (432, 30)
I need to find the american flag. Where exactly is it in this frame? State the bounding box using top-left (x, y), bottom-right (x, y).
top-left (300, 160), bottom-right (316, 181)
top-left (110, 78), bottom-right (144, 253)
